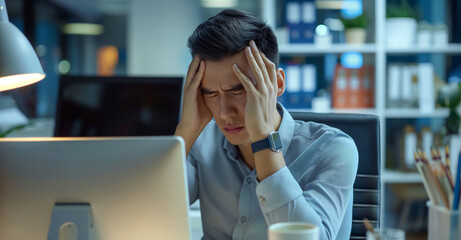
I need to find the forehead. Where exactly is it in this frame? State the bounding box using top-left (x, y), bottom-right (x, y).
top-left (202, 50), bottom-right (251, 89)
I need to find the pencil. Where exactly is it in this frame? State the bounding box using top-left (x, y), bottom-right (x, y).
top-left (453, 152), bottom-right (461, 210)
top-left (419, 150), bottom-right (442, 206)
top-left (433, 147), bottom-right (454, 190)
top-left (423, 152), bottom-right (449, 208)
top-left (444, 146), bottom-right (455, 187)
top-left (446, 145), bottom-right (451, 169)
top-left (415, 151), bottom-right (437, 204)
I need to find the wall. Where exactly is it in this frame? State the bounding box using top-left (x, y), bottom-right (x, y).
top-left (128, 0), bottom-right (202, 76)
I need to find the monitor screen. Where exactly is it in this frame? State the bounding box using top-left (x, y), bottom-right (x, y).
top-left (0, 137), bottom-right (191, 240)
top-left (54, 76), bottom-right (183, 137)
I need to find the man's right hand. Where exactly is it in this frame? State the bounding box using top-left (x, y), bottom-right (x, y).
top-left (175, 55), bottom-right (212, 155)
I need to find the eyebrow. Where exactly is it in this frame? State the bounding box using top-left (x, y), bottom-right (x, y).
top-left (201, 84), bottom-right (245, 94)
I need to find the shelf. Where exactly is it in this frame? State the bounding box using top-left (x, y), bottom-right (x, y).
top-left (384, 108), bottom-right (449, 119)
top-left (382, 170), bottom-right (422, 183)
top-left (330, 108), bottom-right (377, 115)
top-left (286, 108), bottom-right (377, 115)
top-left (279, 43), bottom-right (377, 55)
top-left (278, 43), bottom-right (461, 55)
top-left (386, 44), bottom-right (461, 54)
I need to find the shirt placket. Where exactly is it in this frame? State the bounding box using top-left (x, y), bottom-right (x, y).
top-left (232, 171), bottom-right (256, 240)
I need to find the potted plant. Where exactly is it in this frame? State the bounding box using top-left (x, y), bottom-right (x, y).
top-left (386, 0), bottom-right (419, 47)
top-left (340, 14), bottom-right (368, 44)
top-left (437, 83), bottom-right (461, 135)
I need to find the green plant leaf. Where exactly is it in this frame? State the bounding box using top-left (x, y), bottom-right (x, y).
top-left (0, 123), bottom-right (34, 138)
top-left (386, 0), bottom-right (419, 19)
top-left (436, 83), bottom-right (461, 109)
top-left (340, 14), bottom-right (368, 29)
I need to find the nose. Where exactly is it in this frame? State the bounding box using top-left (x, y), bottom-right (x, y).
top-left (219, 95), bottom-right (236, 121)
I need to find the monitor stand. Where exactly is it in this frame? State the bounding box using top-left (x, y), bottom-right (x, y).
top-left (47, 203), bottom-right (93, 240)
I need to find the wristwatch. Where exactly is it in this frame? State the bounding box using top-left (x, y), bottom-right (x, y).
top-left (251, 131), bottom-right (282, 153)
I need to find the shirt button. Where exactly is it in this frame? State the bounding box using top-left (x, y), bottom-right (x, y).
top-left (246, 177), bottom-right (252, 184)
top-left (259, 196), bottom-right (266, 206)
top-left (241, 216), bottom-right (247, 223)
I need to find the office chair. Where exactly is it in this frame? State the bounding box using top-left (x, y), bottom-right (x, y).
top-left (290, 111), bottom-right (380, 240)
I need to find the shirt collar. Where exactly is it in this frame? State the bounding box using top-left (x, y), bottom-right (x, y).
top-left (276, 102), bottom-right (295, 157)
top-left (223, 102), bottom-right (295, 160)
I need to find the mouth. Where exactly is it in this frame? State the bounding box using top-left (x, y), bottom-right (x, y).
top-left (224, 126), bottom-right (244, 134)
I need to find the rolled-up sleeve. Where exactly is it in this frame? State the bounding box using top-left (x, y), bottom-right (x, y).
top-left (256, 133), bottom-right (358, 240)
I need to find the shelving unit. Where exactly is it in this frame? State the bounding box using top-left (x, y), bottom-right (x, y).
top-left (382, 170), bottom-right (422, 183)
top-left (384, 108), bottom-right (449, 119)
top-left (262, 0), bottom-right (460, 231)
top-left (279, 43), bottom-right (378, 54)
top-left (386, 44), bottom-right (461, 54)
top-left (286, 107), bottom-right (377, 115)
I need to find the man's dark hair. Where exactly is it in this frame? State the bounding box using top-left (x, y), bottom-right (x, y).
top-left (188, 9), bottom-right (279, 67)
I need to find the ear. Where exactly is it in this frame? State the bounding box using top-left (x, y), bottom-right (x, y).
top-left (276, 68), bottom-right (285, 97)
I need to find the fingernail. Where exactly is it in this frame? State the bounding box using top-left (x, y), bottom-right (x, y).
top-left (250, 40), bottom-right (256, 48)
top-left (233, 64), bottom-right (238, 70)
top-left (246, 46), bottom-right (252, 55)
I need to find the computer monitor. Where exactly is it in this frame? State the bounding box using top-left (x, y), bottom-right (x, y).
top-left (54, 76), bottom-right (183, 137)
top-left (0, 136), bottom-right (191, 240)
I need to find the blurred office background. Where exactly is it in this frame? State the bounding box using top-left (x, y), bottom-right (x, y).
top-left (2, 0), bottom-right (461, 239)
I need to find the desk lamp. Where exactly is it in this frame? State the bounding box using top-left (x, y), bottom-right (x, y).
top-left (0, 0), bottom-right (45, 92)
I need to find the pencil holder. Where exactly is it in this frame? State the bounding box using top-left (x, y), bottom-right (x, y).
top-left (427, 201), bottom-right (461, 240)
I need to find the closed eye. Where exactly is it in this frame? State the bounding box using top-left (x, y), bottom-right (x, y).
top-left (230, 89), bottom-right (246, 96)
top-left (201, 88), bottom-right (218, 98)
top-left (204, 93), bottom-right (219, 98)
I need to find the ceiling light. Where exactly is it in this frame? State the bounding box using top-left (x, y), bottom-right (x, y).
top-left (201, 0), bottom-right (237, 8)
top-left (63, 23), bottom-right (104, 35)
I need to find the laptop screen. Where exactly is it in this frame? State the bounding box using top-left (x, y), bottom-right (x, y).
top-left (54, 76), bottom-right (183, 137)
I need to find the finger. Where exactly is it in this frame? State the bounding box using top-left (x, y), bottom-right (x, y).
top-left (249, 40), bottom-right (270, 85)
top-left (245, 46), bottom-right (265, 89)
top-left (261, 52), bottom-right (277, 87)
top-left (189, 61), bottom-right (206, 91)
top-left (233, 63), bottom-right (256, 93)
top-left (185, 55), bottom-right (202, 88)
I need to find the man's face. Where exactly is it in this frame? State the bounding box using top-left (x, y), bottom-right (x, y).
top-left (201, 51), bottom-right (253, 146)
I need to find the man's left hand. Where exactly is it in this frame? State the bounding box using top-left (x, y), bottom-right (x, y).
top-left (232, 40), bottom-right (279, 143)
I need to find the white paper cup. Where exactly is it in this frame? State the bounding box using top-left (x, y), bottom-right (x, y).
top-left (268, 222), bottom-right (319, 240)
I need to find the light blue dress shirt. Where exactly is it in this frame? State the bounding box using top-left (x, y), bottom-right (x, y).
top-left (187, 103), bottom-right (358, 240)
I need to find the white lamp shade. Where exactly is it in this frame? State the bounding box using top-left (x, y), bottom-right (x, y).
top-left (0, 0), bottom-right (45, 92)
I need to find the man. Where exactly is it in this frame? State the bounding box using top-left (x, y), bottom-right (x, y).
top-left (174, 9), bottom-right (358, 240)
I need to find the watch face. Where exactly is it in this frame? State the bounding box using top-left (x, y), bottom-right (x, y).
top-left (269, 132), bottom-right (282, 152)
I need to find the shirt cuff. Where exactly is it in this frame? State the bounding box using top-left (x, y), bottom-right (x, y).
top-left (255, 166), bottom-right (303, 214)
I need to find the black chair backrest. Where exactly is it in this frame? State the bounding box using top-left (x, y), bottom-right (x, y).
top-left (290, 111), bottom-right (380, 240)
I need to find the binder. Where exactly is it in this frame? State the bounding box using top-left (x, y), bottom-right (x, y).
top-left (283, 63), bottom-right (303, 108)
top-left (387, 64), bottom-right (401, 107)
top-left (300, 0), bottom-right (316, 43)
top-left (302, 64), bottom-right (316, 108)
top-left (362, 66), bottom-right (375, 108)
top-left (418, 63), bottom-right (435, 113)
top-left (332, 65), bottom-right (375, 108)
top-left (286, 0), bottom-right (303, 43)
top-left (349, 69), bottom-right (360, 107)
